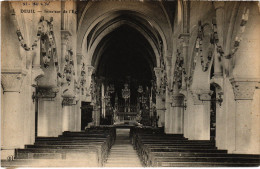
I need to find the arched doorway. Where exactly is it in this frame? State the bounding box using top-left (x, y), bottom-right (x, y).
top-left (92, 25), bottom-right (156, 126)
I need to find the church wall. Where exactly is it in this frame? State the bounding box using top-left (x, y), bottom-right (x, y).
top-left (182, 1), bottom-right (260, 154)
top-left (171, 2), bottom-right (259, 154)
top-left (1, 1), bottom-right (81, 159)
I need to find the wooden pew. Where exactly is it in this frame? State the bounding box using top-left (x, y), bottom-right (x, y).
top-left (16, 145), bottom-right (103, 166)
top-left (156, 161), bottom-right (260, 167)
top-left (131, 127), bottom-right (260, 167)
top-left (152, 155), bottom-right (260, 167)
top-left (14, 127), bottom-right (116, 167)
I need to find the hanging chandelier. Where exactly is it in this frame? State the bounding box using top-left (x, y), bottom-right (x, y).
top-left (108, 84), bottom-right (115, 94)
top-left (137, 85), bottom-right (143, 94)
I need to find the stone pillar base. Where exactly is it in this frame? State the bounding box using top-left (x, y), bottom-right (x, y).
top-left (1, 148), bottom-right (15, 160)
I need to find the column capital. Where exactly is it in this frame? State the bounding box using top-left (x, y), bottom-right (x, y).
top-left (62, 97), bottom-right (77, 106)
top-left (213, 2), bottom-right (225, 10)
top-left (34, 87), bottom-right (59, 99)
top-left (178, 33), bottom-right (190, 44)
top-left (190, 89), bottom-right (213, 105)
top-left (61, 30), bottom-right (72, 39)
top-left (230, 77), bottom-right (260, 100)
top-left (1, 68), bottom-right (27, 92)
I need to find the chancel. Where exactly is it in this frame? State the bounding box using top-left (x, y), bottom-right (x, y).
top-left (1, 0), bottom-right (260, 167)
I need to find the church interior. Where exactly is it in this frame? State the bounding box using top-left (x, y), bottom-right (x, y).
top-left (1, 0), bottom-right (260, 167)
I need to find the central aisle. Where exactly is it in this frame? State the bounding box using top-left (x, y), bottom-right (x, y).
top-left (105, 128), bottom-right (143, 167)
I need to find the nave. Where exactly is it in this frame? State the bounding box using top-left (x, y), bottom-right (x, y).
top-left (1, 1), bottom-right (260, 167)
top-left (2, 126), bottom-right (260, 167)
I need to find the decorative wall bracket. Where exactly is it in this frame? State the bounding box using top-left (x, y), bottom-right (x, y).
top-left (198, 92), bottom-right (223, 106)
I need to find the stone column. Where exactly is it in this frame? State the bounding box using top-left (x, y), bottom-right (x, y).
top-left (230, 78), bottom-right (260, 154)
top-left (164, 91), bottom-right (172, 133)
top-left (164, 56), bottom-right (172, 133)
top-left (61, 97), bottom-right (76, 132)
top-left (62, 106), bottom-right (70, 132)
top-left (178, 33), bottom-right (189, 89)
top-left (154, 67), bottom-right (165, 127)
top-left (1, 69), bottom-right (27, 159)
top-left (69, 106), bottom-right (75, 131)
top-left (75, 103), bottom-right (82, 131)
top-left (60, 30), bottom-right (77, 132)
top-left (156, 95), bottom-right (165, 128)
top-left (37, 87), bottom-right (60, 136)
top-left (93, 105), bottom-right (100, 126)
top-left (38, 99), bottom-right (50, 136)
top-left (170, 94), bottom-right (184, 134)
top-left (188, 89), bottom-right (211, 140)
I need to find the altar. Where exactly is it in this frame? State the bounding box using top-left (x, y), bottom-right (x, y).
top-left (113, 111), bottom-right (142, 127)
top-left (116, 112), bottom-right (138, 122)
top-left (99, 78), bottom-right (156, 127)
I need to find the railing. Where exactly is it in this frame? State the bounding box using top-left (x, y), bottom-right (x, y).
top-left (117, 112), bottom-right (137, 121)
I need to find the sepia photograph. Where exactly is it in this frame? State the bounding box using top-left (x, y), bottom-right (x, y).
top-left (1, 0), bottom-right (260, 167)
